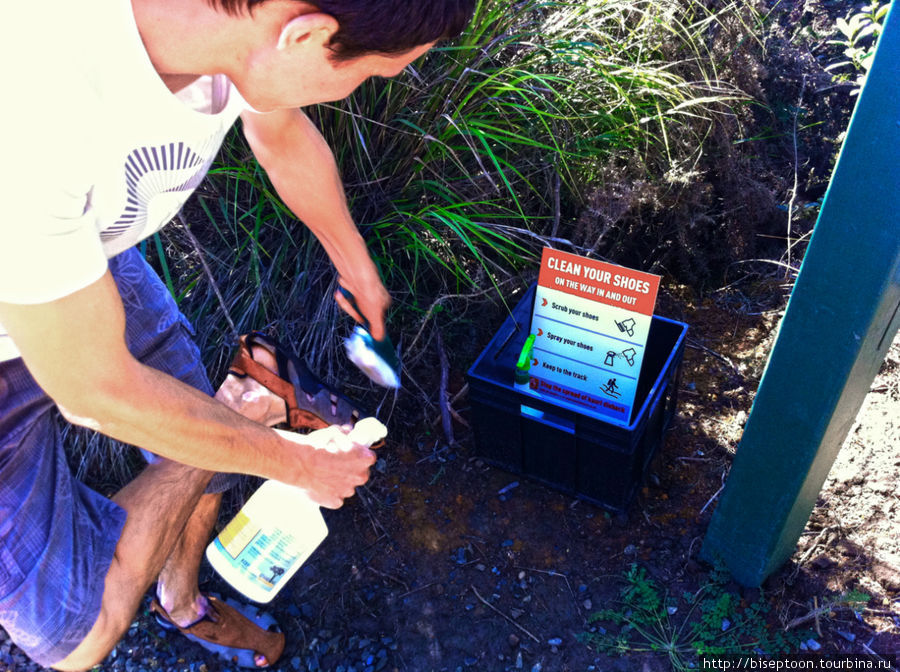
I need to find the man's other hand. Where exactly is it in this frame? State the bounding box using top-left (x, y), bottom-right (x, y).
top-left (335, 275), bottom-right (391, 341)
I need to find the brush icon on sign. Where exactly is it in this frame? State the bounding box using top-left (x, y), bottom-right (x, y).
top-left (615, 318), bottom-right (636, 337)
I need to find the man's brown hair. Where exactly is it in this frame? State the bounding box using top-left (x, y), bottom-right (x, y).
top-left (211, 0), bottom-right (476, 60)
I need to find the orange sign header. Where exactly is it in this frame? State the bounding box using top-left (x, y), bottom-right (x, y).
top-left (537, 249), bottom-right (660, 316)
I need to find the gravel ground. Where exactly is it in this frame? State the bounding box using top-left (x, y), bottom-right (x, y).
top-left (0, 590), bottom-right (404, 672)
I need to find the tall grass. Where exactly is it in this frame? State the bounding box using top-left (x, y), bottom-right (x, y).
top-left (176, 0), bottom-right (748, 340)
top-left (309, 0), bottom-right (746, 298)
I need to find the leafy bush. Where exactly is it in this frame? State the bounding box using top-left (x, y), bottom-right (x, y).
top-left (583, 563), bottom-right (809, 670)
top-left (826, 2), bottom-right (891, 94)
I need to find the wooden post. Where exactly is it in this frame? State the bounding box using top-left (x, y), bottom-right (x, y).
top-left (701, 4), bottom-right (900, 586)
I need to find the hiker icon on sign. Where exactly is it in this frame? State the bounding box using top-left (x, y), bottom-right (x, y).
top-left (601, 378), bottom-right (621, 398)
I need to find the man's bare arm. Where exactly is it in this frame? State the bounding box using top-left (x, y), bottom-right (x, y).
top-left (241, 107), bottom-right (390, 340)
top-left (0, 272), bottom-right (375, 508)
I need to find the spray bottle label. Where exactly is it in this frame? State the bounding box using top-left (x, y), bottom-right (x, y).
top-left (211, 511), bottom-right (303, 594)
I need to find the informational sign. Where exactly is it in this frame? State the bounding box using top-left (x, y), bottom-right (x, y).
top-left (529, 249), bottom-right (661, 423)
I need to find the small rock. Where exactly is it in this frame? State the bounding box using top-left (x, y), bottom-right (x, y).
top-left (583, 599), bottom-right (593, 610)
top-left (510, 608), bottom-right (525, 619)
top-left (516, 651), bottom-right (524, 669)
top-left (836, 630), bottom-right (856, 642)
top-left (498, 481), bottom-right (519, 496)
top-left (806, 638), bottom-right (821, 652)
top-left (292, 657), bottom-right (302, 670)
top-left (624, 544), bottom-right (637, 556)
top-left (508, 634), bottom-right (520, 648)
top-left (518, 571), bottom-right (526, 580)
top-left (735, 410), bottom-right (748, 425)
top-left (547, 637), bottom-right (563, 646)
top-left (531, 663), bottom-right (542, 672)
top-left (810, 555), bottom-right (836, 571)
top-left (873, 562), bottom-right (900, 591)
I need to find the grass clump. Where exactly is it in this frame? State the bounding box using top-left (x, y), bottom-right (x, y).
top-left (311, 0), bottom-right (750, 298)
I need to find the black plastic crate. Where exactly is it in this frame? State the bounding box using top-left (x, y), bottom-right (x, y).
top-left (466, 283), bottom-right (687, 511)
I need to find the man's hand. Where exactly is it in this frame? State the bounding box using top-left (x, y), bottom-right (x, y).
top-left (276, 426), bottom-right (380, 509)
top-left (241, 107), bottom-right (391, 339)
top-left (213, 341), bottom-right (386, 508)
top-left (334, 276), bottom-right (391, 341)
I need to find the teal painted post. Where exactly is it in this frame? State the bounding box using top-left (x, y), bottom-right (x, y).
top-left (701, 4), bottom-right (900, 587)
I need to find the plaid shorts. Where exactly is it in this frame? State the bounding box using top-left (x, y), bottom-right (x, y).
top-left (0, 247), bottom-right (233, 666)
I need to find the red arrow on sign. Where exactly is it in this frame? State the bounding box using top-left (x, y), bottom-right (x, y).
top-left (541, 298), bottom-right (548, 306)
top-left (537, 328), bottom-right (543, 336)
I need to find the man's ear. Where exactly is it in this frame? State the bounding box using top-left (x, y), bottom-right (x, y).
top-left (276, 12), bottom-right (339, 51)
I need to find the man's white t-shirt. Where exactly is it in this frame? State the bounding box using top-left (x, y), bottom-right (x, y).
top-left (0, 0), bottom-right (248, 361)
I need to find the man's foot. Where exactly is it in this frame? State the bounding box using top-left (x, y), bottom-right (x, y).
top-left (151, 593), bottom-right (284, 668)
top-left (155, 589), bottom-right (211, 629)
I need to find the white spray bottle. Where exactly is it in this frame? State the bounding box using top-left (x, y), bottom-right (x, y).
top-left (206, 417), bottom-right (387, 603)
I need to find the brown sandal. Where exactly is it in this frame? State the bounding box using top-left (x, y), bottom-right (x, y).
top-left (151, 594), bottom-right (284, 668)
top-left (228, 332), bottom-right (368, 432)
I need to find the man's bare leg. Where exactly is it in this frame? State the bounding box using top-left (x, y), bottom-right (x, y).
top-left (153, 490), bottom-right (271, 667)
top-left (52, 460), bottom-right (213, 672)
top-left (154, 491), bottom-right (220, 625)
top-left (55, 347), bottom-right (294, 671)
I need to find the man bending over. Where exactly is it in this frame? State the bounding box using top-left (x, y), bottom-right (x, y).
top-left (0, 0), bottom-right (474, 668)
